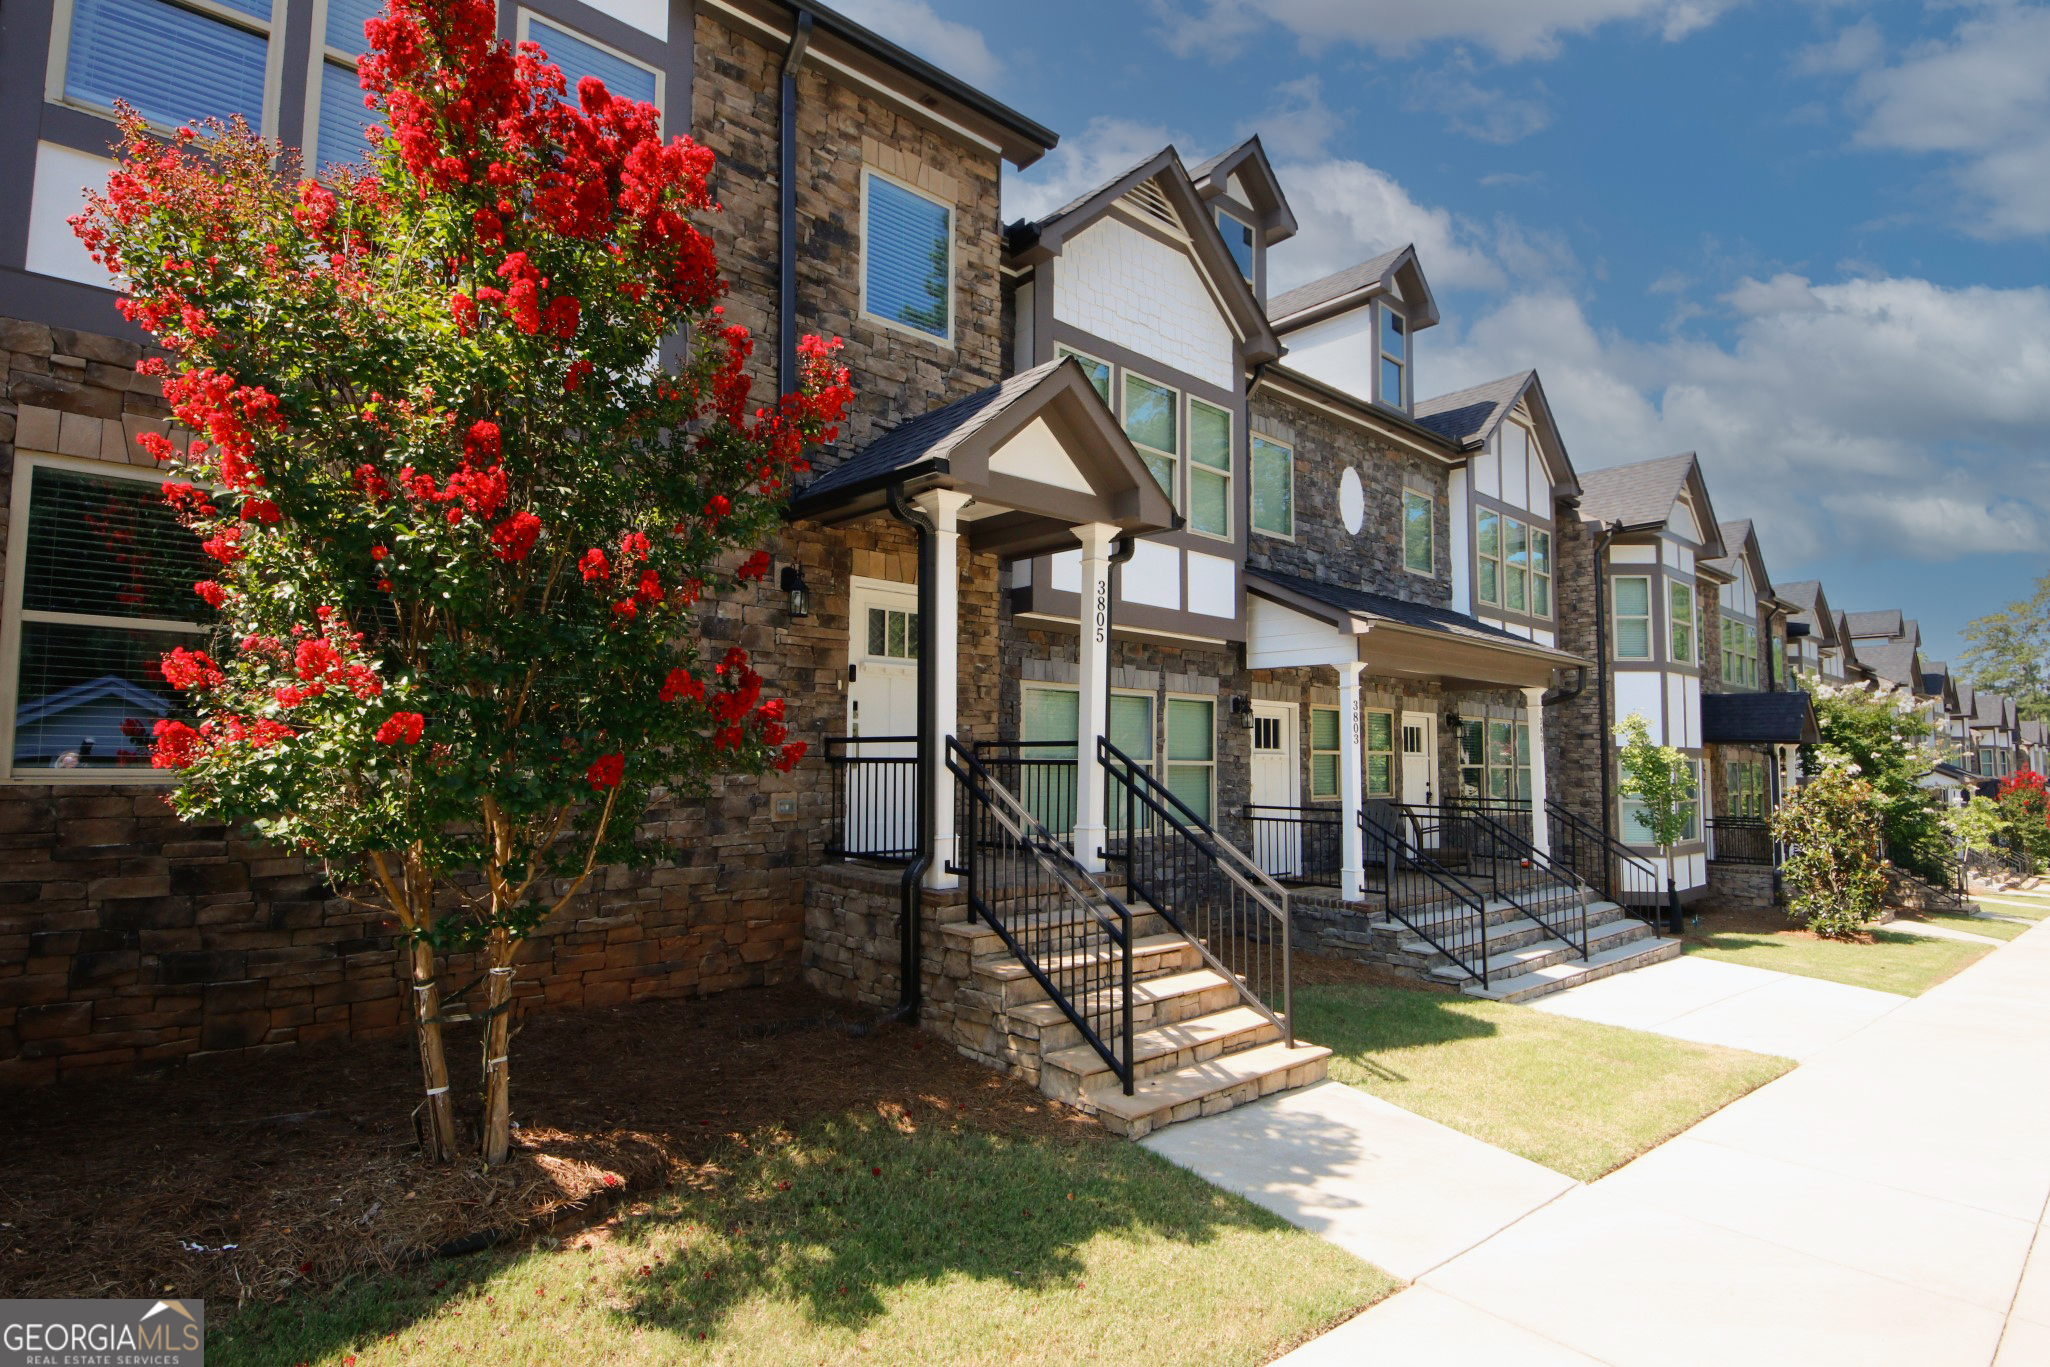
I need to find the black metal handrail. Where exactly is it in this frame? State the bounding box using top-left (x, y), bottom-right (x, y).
top-left (1358, 805), bottom-right (1493, 987)
top-left (946, 738), bottom-right (1134, 1094)
top-left (1244, 804), bottom-right (1344, 887)
top-left (1545, 800), bottom-right (1664, 920)
top-left (824, 734), bottom-right (919, 862)
top-left (1402, 803), bottom-right (1590, 961)
top-left (1708, 817), bottom-right (1776, 867)
top-left (971, 740), bottom-right (1080, 845)
top-left (1101, 738), bottom-right (1293, 1042)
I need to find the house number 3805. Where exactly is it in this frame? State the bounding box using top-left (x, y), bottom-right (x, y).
top-left (1093, 578), bottom-right (1109, 644)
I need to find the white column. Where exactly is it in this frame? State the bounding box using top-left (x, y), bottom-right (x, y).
top-left (1070, 521), bottom-right (1119, 872)
top-left (917, 490), bottom-right (973, 890)
top-left (1339, 660), bottom-right (1366, 902)
top-left (1524, 685), bottom-right (1551, 857)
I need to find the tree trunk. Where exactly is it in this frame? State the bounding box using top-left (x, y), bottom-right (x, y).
top-left (408, 935), bottom-right (460, 1162)
top-left (480, 928), bottom-right (517, 1166)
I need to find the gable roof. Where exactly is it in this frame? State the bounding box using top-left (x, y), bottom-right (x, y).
top-left (1267, 243), bottom-right (1441, 332)
top-left (1186, 135), bottom-right (1296, 243)
top-left (1411, 370), bottom-right (1582, 501)
top-left (1777, 580), bottom-right (1838, 646)
top-left (1844, 609), bottom-right (1904, 640)
top-left (1861, 639), bottom-right (1925, 693)
top-left (1701, 519), bottom-right (1768, 590)
top-left (1576, 453), bottom-right (1724, 556)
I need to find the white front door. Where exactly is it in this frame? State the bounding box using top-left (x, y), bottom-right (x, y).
top-left (1249, 702), bottom-right (1300, 877)
top-left (845, 579), bottom-right (919, 857)
top-left (1401, 711), bottom-right (1436, 845)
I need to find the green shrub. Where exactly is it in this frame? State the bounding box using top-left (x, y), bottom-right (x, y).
top-left (1772, 762), bottom-right (1887, 940)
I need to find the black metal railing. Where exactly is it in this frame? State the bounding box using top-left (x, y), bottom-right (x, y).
top-left (1708, 817), bottom-right (1776, 866)
top-left (972, 740), bottom-right (1080, 845)
top-left (1545, 801), bottom-right (1664, 920)
top-left (1101, 739), bottom-right (1293, 1042)
top-left (1243, 804), bottom-right (1344, 887)
top-left (1358, 805), bottom-right (1493, 986)
top-left (946, 738), bottom-right (1134, 1094)
top-left (824, 734), bottom-right (919, 862)
top-left (1401, 803), bottom-right (1590, 961)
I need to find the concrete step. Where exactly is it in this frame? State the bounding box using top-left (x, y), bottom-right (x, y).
top-left (1085, 1040), bottom-right (1333, 1139)
top-left (973, 932), bottom-right (1203, 1007)
top-left (1038, 1004), bottom-right (1282, 1100)
top-left (1461, 934), bottom-right (1685, 1004)
top-left (1397, 904), bottom-right (1639, 961)
top-left (1427, 914), bottom-right (1656, 984)
top-left (1007, 967), bottom-right (1243, 1052)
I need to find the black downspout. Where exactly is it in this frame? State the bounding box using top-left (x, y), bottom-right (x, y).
top-left (1594, 520), bottom-right (1619, 864)
top-left (883, 482), bottom-right (936, 1024)
top-left (778, 10), bottom-right (814, 398)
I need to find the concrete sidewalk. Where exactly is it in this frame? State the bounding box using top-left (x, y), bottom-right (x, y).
top-left (1284, 919), bottom-right (2050, 1367)
top-left (1528, 951), bottom-right (1906, 1059)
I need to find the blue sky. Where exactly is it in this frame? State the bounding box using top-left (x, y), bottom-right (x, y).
top-left (833, 0), bottom-right (2050, 666)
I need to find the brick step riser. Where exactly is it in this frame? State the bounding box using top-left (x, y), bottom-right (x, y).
top-left (1483, 939), bottom-right (1685, 1004)
top-left (1090, 1055), bottom-right (1331, 1139)
top-left (1038, 1020), bottom-right (1283, 1102)
top-left (978, 945), bottom-right (1206, 1009)
top-left (1432, 921), bottom-right (1658, 983)
top-left (1019, 982), bottom-right (1247, 1055)
top-left (1401, 912), bottom-right (1645, 961)
top-left (951, 912), bottom-right (1171, 962)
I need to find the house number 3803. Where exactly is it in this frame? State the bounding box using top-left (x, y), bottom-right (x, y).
top-left (1093, 578), bottom-right (1109, 644)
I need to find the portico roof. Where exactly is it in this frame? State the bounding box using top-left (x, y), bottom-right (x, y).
top-left (1245, 568), bottom-right (1585, 690)
top-left (787, 358), bottom-right (1178, 558)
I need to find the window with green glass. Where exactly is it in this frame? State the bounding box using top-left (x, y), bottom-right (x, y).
top-left (1188, 399), bottom-right (1231, 539)
top-left (1624, 758), bottom-right (1702, 843)
top-left (1504, 517), bottom-right (1528, 611)
top-left (1251, 435), bottom-right (1293, 538)
top-left (1165, 697), bottom-right (1216, 824)
top-left (1019, 685), bottom-right (1080, 833)
top-left (1531, 528), bottom-right (1552, 618)
top-left (1402, 489), bottom-right (1433, 574)
top-left (1476, 508), bottom-right (1501, 605)
top-left (865, 606), bottom-right (919, 660)
top-left (1058, 346), bottom-right (1111, 405)
top-left (1670, 581), bottom-right (1695, 664)
top-left (1310, 706), bottom-right (1341, 799)
top-left (1123, 375), bottom-right (1178, 503)
top-left (1366, 709), bottom-right (1394, 797)
top-left (1613, 576), bottom-right (1651, 659)
top-left (1726, 758), bottom-right (1766, 818)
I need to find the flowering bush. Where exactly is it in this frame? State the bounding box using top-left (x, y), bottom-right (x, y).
top-left (1997, 769), bottom-right (2050, 873)
top-left (73, 0), bottom-right (851, 1163)
top-left (1772, 760), bottom-right (1887, 940)
top-left (1807, 682), bottom-right (1951, 885)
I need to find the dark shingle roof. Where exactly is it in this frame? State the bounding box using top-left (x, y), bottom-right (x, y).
top-left (1777, 580), bottom-right (1823, 619)
top-left (1268, 246), bottom-right (1409, 324)
top-left (796, 360), bottom-right (1066, 503)
top-left (1702, 691), bottom-right (1817, 745)
top-left (1860, 639), bottom-right (1922, 689)
top-left (1575, 453), bottom-right (1697, 529)
top-left (1844, 609), bottom-right (1904, 640)
top-left (1975, 691), bottom-right (2007, 726)
top-left (1701, 519), bottom-right (1754, 576)
top-left (1412, 372), bottom-right (1534, 446)
top-left (1018, 149), bottom-right (1171, 232)
top-left (1248, 568), bottom-right (1555, 649)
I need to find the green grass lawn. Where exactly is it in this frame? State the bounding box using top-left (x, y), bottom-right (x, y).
top-left (1904, 911), bottom-right (2033, 942)
top-left (210, 1112), bottom-right (1393, 1367)
top-left (1969, 894), bottom-right (2050, 921)
top-left (1294, 984), bottom-right (1791, 1182)
top-left (1685, 925), bottom-right (1992, 996)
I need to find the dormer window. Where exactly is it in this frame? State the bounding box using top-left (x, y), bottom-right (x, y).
top-left (1379, 306), bottom-right (1407, 409)
top-left (1216, 208), bottom-right (1254, 280)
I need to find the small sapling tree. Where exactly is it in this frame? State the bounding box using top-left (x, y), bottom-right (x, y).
top-left (1615, 713), bottom-right (1697, 932)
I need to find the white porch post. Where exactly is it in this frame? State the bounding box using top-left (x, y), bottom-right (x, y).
top-left (1070, 521), bottom-right (1119, 872)
top-left (918, 489), bottom-right (973, 891)
top-left (1524, 685), bottom-right (1552, 857)
top-left (1339, 661), bottom-right (1367, 902)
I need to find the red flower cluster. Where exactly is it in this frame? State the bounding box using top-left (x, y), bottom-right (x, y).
top-left (658, 667), bottom-right (703, 704)
top-left (192, 580), bottom-right (227, 609)
top-left (161, 647), bottom-right (225, 692)
top-left (586, 753), bottom-right (625, 790)
top-left (376, 712), bottom-right (426, 746)
top-left (579, 548), bottom-right (611, 582)
top-left (491, 511), bottom-right (542, 562)
top-left (150, 719), bottom-right (203, 768)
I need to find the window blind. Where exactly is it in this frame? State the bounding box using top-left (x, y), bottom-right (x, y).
top-left (23, 466), bottom-right (213, 623)
top-left (318, 60), bottom-right (377, 170)
top-left (529, 17), bottom-right (659, 108)
top-left (326, 0), bottom-right (380, 51)
top-left (66, 0), bottom-right (266, 131)
top-left (865, 176), bottom-right (950, 338)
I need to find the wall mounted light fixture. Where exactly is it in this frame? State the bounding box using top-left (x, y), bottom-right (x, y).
top-left (780, 564), bottom-right (811, 620)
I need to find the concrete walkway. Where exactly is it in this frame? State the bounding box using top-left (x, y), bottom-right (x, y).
top-left (1140, 1079), bottom-right (1573, 1280)
top-left (1528, 951), bottom-right (1906, 1059)
top-left (1283, 919), bottom-right (2050, 1367)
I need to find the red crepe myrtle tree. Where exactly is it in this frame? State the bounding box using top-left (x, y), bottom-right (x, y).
top-left (72, 0), bottom-right (850, 1165)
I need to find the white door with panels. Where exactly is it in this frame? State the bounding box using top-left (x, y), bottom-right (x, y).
top-left (1400, 710), bottom-right (1437, 847)
top-left (1249, 701), bottom-right (1300, 878)
top-left (845, 579), bottom-right (919, 857)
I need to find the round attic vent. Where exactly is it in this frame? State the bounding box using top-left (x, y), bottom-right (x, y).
top-left (1340, 467), bottom-right (1365, 535)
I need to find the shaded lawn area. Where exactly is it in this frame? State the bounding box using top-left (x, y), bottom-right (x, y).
top-left (213, 1113), bottom-right (1390, 1367)
top-left (1683, 906), bottom-right (1994, 996)
top-left (1294, 982), bottom-right (1790, 1182)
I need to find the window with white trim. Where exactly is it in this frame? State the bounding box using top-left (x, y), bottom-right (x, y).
top-left (1622, 758), bottom-right (1702, 844)
top-left (861, 170), bottom-right (952, 342)
top-left (1378, 304), bottom-right (1406, 410)
top-left (1123, 374), bottom-right (1179, 505)
top-left (1188, 399), bottom-right (1231, 539)
top-left (863, 605), bottom-right (919, 660)
top-left (1531, 527), bottom-right (1552, 617)
top-left (1726, 758), bottom-right (1766, 818)
top-left (313, 0), bottom-right (381, 173)
top-left (1309, 705), bottom-right (1340, 800)
top-left (1216, 207), bottom-right (1254, 279)
top-left (59, 0), bottom-right (275, 132)
top-left (1476, 507), bottom-right (1551, 618)
top-left (1402, 489), bottom-right (1433, 575)
top-left (1365, 708), bottom-right (1394, 797)
top-left (522, 13), bottom-right (661, 110)
top-left (1721, 617), bottom-right (1758, 688)
top-left (1250, 435), bottom-right (1293, 538)
top-left (3, 458), bottom-right (215, 778)
top-left (1613, 576), bottom-right (1652, 660)
top-left (1459, 718), bottom-right (1531, 802)
top-left (1165, 696), bottom-right (1215, 824)
top-left (1057, 345), bottom-right (1111, 406)
top-left (1669, 581), bottom-right (1696, 665)
top-left (1019, 685), bottom-right (1153, 833)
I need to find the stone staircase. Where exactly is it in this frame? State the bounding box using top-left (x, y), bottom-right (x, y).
top-left (1395, 889), bottom-right (1681, 1003)
top-left (938, 891), bottom-right (1330, 1140)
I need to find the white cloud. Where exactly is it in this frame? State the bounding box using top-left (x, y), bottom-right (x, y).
top-left (1151, 0), bottom-right (1748, 64)
top-left (1433, 272), bottom-right (2050, 561)
top-left (824, 0), bottom-right (1004, 90)
top-left (1239, 76), bottom-right (1346, 161)
top-left (1405, 59), bottom-right (1554, 143)
top-left (1796, 17), bottom-right (1883, 75)
top-left (1269, 160), bottom-right (1508, 292)
top-left (1839, 5), bottom-right (2050, 237)
top-left (1001, 117), bottom-right (1173, 225)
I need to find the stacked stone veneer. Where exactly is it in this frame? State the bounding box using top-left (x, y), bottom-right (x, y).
top-left (0, 8), bottom-right (1020, 1084)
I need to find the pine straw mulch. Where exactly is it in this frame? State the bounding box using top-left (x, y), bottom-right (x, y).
top-left (0, 984), bottom-right (1098, 1307)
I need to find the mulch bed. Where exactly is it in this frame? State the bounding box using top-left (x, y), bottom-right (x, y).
top-left (0, 984), bottom-right (1096, 1307)
top-left (1682, 901), bottom-right (1908, 946)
